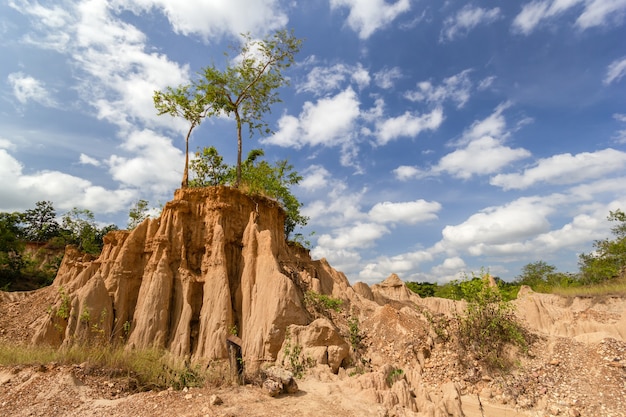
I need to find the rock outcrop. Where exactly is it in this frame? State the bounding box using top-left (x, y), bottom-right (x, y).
top-left (32, 187), bottom-right (354, 371)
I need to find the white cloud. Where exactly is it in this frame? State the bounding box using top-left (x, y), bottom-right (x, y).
top-left (107, 129), bottom-right (184, 193)
top-left (429, 257), bottom-right (467, 283)
top-left (0, 147), bottom-right (134, 213)
top-left (7, 72), bottom-right (56, 106)
top-left (393, 165), bottom-right (422, 181)
top-left (369, 200), bottom-right (441, 225)
top-left (440, 5), bottom-right (501, 42)
top-left (0, 138), bottom-right (17, 151)
top-left (512, 0), bottom-right (626, 34)
top-left (374, 67), bottom-right (403, 89)
top-left (299, 165), bottom-right (332, 191)
top-left (330, 0), bottom-right (411, 39)
top-left (491, 148), bottom-right (626, 190)
top-left (576, 0), bottom-right (626, 29)
top-left (374, 107), bottom-right (444, 145)
top-left (405, 69), bottom-right (473, 108)
top-left (359, 249), bottom-right (433, 283)
top-left (79, 153), bottom-right (101, 166)
top-left (604, 56), bottom-right (626, 85)
top-left (116, 0), bottom-right (288, 40)
top-left (262, 88), bottom-right (361, 164)
top-left (436, 136), bottom-right (531, 179)
top-left (441, 197), bottom-right (555, 250)
top-left (297, 63), bottom-right (370, 95)
top-left (317, 222), bottom-right (389, 250)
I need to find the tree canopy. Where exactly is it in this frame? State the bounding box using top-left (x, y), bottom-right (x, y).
top-left (154, 29), bottom-right (302, 188)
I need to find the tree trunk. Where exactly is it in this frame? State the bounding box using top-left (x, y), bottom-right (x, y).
top-left (182, 124), bottom-right (194, 188)
top-left (235, 113), bottom-right (242, 188)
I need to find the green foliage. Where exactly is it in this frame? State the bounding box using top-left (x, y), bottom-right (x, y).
top-left (406, 281), bottom-right (436, 297)
top-left (206, 30), bottom-right (302, 186)
top-left (189, 147), bottom-right (308, 239)
top-left (454, 274), bottom-right (529, 371)
top-left (282, 329), bottom-right (311, 379)
top-left (304, 290), bottom-right (343, 313)
top-left (237, 149), bottom-right (308, 238)
top-left (59, 208), bottom-right (118, 255)
top-left (386, 367), bottom-right (404, 387)
top-left (578, 209), bottom-right (626, 284)
top-left (55, 286), bottom-right (71, 321)
top-left (127, 199), bottom-right (150, 230)
top-left (154, 29), bottom-right (302, 188)
top-left (348, 315), bottom-right (363, 352)
top-left (189, 146), bottom-right (229, 187)
top-left (20, 201), bottom-right (61, 242)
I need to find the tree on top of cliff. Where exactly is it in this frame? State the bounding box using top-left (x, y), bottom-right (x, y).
top-left (190, 146), bottom-right (308, 239)
top-left (154, 29), bottom-right (302, 188)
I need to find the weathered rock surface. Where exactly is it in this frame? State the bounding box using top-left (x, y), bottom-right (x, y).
top-left (31, 187), bottom-right (355, 371)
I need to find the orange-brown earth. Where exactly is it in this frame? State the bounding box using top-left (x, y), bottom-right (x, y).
top-left (1, 187), bottom-right (625, 416)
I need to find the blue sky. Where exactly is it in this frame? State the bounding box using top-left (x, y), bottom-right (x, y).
top-left (1, 0), bottom-right (626, 285)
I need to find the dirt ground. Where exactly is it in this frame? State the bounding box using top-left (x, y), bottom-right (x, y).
top-left (1, 288), bottom-right (625, 417)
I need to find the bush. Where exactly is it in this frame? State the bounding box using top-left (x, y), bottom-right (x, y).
top-left (453, 274), bottom-right (530, 372)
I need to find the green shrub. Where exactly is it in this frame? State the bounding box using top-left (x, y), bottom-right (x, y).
top-left (454, 274), bottom-right (530, 372)
top-left (304, 290), bottom-right (343, 313)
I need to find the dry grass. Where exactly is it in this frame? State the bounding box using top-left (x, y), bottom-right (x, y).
top-left (550, 278), bottom-right (626, 298)
top-left (0, 343), bottom-right (230, 391)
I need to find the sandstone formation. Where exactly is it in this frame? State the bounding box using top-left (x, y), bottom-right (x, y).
top-left (32, 187), bottom-right (356, 371)
top-left (2, 186), bottom-right (624, 416)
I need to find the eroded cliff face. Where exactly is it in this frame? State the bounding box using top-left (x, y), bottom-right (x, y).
top-left (33, 187), bottom-right (354, 369)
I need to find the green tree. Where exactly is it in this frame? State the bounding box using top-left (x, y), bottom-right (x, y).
top-left (189, 147), bottom-right (229, 187)
top-left (0, 212), bottom-right (25, 285)
top-left (60, 208), bottom-right (102, 254)
top-left (578, 209), bottom-right (626, 284)
top-left (128, 199), bottom-right (150, 230)
top-left (235, 149), bottom-right (308, 238)
top-left (21, 201), bottom-right (60, 242)
top-left (515, 261), bottom-right (557, 291)
top-left (153, 83), bottom-right (223, 188)
top-left (204, 29), bottom-right (301, 186)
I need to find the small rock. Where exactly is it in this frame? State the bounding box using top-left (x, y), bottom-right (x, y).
top-left (184, 393), bottom-right (193, 400)
top-left (263, 379), bottom-right (282, 397)
top-left (209, 394), bottom-right (223, 405)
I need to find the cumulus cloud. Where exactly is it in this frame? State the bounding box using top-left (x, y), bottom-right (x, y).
top-left (7, 72), bottom-right (56, 107)
top-left (440, 5), bottom-right (501, 42)
top-left (359, 249), bottom-right (433, 283)
top-left (368, 200), bottom-right (441, 224)
top-left (393, 165), bottom-right (423, 181)
top-left (330, 0), bottom-right (411, 39)
top-left (374, 107), bottom-right (444, 145)
top-left (262, 88), bottom-right (361, 165)
top-left (405, 69), bottom-right (473, 108)
top-left (297, 63), bottom-right (370, 95)
top-left (107, 129), bottom-right (184, 194)
top-left (436, 136), bottom-right (531, 179)
top-left (491, 148), bottom-right (626, 190)
top-left (512, 0), bottom-right (626, 34)
top-left (604, 56), bottom-right (626, 85)
top-left (441, 197), bottom-right (555, 250)
top-left (317, 222), bottom-right (390, 250)
top-left (115, 0), bottom-right (287, 40)
top-left (299, 165), bottom-right (332, 191)
top-left (0, 147), bottom-right (134, 213)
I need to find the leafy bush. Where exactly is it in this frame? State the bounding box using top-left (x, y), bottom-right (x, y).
top-left (304, 290), bottom-right (343, 313)
top-left (453, 274), bottom-right (530, 371)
